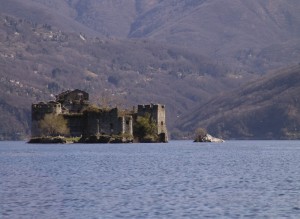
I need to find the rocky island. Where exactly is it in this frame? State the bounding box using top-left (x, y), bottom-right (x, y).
top-left (29, 89), bottom-right (168, 143)
top-left (194, 128), bottom-right (224, 143)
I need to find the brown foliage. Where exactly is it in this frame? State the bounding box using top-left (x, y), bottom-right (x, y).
top-left (39, 114), bottom-right (69, 137)
top-left (195, 128), bottom-right (208, 140)
top-left (176, 65), bottom-right (300, 139)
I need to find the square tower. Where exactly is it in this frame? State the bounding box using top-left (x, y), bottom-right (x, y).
top-left (137, 104), bottom-right (168, 142)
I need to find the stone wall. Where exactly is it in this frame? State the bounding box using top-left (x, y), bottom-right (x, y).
top-left (137, 104), bottom-right (168, 141)
top-left (31, 90), bottom-right (167, 142)
top-left (122, 116), bottom-right (133, 136)
top-left (82, 108), bottom-right (130, 137)
top-left (56, 89), bottom-right (89, 103)
top-left (64, 114), bottom-right (84, 137)
top-left (56, 89), bottom-right (89, 113)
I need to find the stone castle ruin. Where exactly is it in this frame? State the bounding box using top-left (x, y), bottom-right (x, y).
top-left (31, 89), bottom-right (168, 143)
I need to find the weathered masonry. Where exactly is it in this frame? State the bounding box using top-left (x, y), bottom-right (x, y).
top-left (31, 89), bottom-right (168, 143)
top-left (137, 104), bottom-right (168, 142)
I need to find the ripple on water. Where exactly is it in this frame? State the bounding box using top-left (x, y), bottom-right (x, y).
top-left (1, 141), bottom-right (300, 218)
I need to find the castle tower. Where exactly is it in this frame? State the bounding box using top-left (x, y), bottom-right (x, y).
top-left (137, 104), bottom-right (168, 142)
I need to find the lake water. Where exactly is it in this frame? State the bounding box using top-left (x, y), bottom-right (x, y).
top-left (1, 141), bottom-right (300, 218)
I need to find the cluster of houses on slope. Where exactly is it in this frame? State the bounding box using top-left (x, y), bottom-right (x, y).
top-left (31, 89), bottom-right (168, 143)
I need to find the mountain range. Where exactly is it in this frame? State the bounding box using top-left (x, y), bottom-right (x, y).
top-left (2, 0), bottom-right (300, 72)
top-left (0, 0), bottom-right (300, 139)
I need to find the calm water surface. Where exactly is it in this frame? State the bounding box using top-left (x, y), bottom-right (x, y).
top-left (1, 140), bottom-right (300, 218)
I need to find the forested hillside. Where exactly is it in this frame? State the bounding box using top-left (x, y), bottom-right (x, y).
top-left (1, 0), bottom-right (299, 73)
top-left (175, 65), bottom-right (300, 139)
top-left (0, 14), bottom-right (244, 139)
top-left (1, 0), bottom-right (300, 139)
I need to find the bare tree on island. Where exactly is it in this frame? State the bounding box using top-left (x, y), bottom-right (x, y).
top-left (194, 127), bottom-right (224, 143)
top-left (194, 127), bottom-right (208, 142)
top-left (39, 114), bottom-right (70, 137)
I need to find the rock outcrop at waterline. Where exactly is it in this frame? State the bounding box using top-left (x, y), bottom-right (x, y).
top-left (194, 134), bottom-right (224, 143)
top-left (28, 136), bottom-right (67, 144)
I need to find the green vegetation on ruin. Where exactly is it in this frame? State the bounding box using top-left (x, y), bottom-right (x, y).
top-left (133, 113), bottom-right (159, 143)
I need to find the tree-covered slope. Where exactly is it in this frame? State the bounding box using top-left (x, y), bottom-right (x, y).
top-left (1, 0), bottom-right (300, 73)
top-left (0, 14), bottom-right (242, 139)
top-left (1, 0), bottom-right (300, 140)
top-left (175, 65), bottom-right (300, 139)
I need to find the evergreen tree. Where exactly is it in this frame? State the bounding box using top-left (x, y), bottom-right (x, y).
top-left (133, 113), bottom-right (158, 142)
